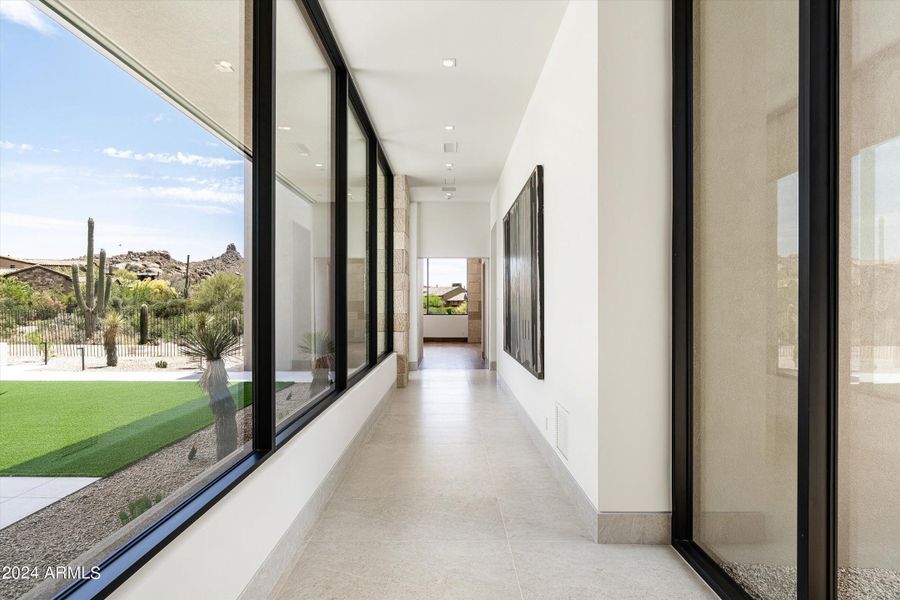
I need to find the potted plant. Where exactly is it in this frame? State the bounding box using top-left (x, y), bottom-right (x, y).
top-left (299, 331), bottom-right (335, 397)
top-left (181, 315), bottom-right (241, 460)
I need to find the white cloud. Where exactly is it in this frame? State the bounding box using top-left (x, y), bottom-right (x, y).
top-left (0, 140), bottom-right (33, 152)
top-left (129, 183), bottom-right (244, 205)
top-left (163, 203), bottom-right (233, 215)
top-left (0, 0), bottom-right (55, 35)
top-left (102, 147), bottom-right (242, 169)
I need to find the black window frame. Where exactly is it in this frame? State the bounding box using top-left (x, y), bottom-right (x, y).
top-left (671, 0), bottom-right (839, 599)
top-left (423, 258), bottom-right (470, 316)
top-left (50, 0), bottom-right (395, 597)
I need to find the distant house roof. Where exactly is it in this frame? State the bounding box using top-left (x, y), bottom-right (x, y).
top-left (0, 254), bottom-right (93, 269)
top-left (444, 291), bottom-right (467, 304)
top-left (1, 264), bottom-right (74, 282)
top-left (424, 284), bottom-right (467, 303)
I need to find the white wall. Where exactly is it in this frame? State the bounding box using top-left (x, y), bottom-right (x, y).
top-left (490, 0), bottom-right (672, 514)
top-left (490, 0), bottom-right (600, 510)
top-left (419, 201), bottom-right (490, 258)
top-left (423, 314), bottom-right (468, 339)
top-left (110, 356), bottom-right (397, 600)
top-left (596, 0), bottom-right (671, 513)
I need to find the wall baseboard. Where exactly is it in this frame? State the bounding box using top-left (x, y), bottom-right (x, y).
top-left (238, 385), bottom-right (395, 600)
top-left (408, 360), bottom-right (418, 371)
top-left (498, 377), bottom-right (670, 545)
top-left (423, 337), bottom-right (468, 342)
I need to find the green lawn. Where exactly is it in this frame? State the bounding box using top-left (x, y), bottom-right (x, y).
top-left (0, 380), bottom-right (256, 477)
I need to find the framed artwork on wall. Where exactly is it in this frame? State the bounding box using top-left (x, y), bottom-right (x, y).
top-left (503, 165), bottom-right (544, 379)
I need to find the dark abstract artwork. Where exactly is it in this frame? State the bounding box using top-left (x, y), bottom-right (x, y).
top-left (503, 165), bottom-right (544, 379)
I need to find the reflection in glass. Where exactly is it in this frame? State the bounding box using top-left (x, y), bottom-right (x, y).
top-left (838, 1), bottom-right (900, 596)
top-left (692, 1), bottom-right (798, 597)
top-left (347, 107), bottom-right (368, 376)
top-left (274, 0), bottom-right (334, 424)
top-left (0, 2), bottom-right (252, 597)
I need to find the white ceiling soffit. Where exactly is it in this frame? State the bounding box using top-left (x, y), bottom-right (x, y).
top-left (322, 0), bottom-right (568, 203)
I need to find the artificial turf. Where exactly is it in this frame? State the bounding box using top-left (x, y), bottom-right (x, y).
top-left (0, 380), bottom-right (256, 477)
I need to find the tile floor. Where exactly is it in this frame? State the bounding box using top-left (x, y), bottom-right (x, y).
top-left (420, 342), bottom-right (486, 369)
top-left (0, 476), bottom-right (98, 529)
top-left (272, 368), bottom-right (715, 599)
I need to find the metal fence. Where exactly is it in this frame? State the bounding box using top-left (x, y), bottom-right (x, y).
top-left (0, 307), bottom-right (243, 358)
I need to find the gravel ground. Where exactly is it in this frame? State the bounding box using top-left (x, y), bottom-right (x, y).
top-left (7, 350), bottom-right (244, 373)
top-left (0, 380), bottom-right (314, 600)
top-left (724, 562), bottom-right (900, 599)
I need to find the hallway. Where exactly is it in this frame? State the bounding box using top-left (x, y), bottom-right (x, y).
top-left (270, 369), bottom-right (714, 599)
top-left (420, 342), bottom-right (486, 370)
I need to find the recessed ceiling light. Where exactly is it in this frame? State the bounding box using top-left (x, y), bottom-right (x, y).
top-left (214, 60), bottom-right (234, 73)
top-left (442, 58), bottom-right (457, 68)
top-left (277, 125), bottom-right (292, 131)
top-left (315, 163), bottom-right (325, 168)
top-left (444, 124), bottom-right (455, 131)
top-left (444, 162), bottom-right (454, 169)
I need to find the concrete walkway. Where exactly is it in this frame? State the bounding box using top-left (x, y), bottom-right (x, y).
top-left (0, 477), bottom-right (98, 529)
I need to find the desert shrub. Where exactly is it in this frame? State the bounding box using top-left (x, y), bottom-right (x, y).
top-left (152, 297), bottom-right (188, 318)
top-left (130, 279), bottom-right (179, 305)
top-left (118, 493), bottom-right (163, 526)
top-left (155, 360), bottom-right (168, 369)
top-left (31, 291), bottom-right (65, 319)
top-left (0, 277), bottom-right (33, 310)
top-left (190, 272), bottom-right (243, 313)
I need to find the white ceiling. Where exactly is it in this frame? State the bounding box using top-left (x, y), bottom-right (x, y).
top-left (322, 0), bottom-right (568, 203)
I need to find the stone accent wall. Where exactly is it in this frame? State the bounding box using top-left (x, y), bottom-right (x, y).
top-left (467, 258), bottom-right (482, 344)
top-left (6, 266), bottom-right (73, 294)
top-left (393, 175), bottom-right (411, 387)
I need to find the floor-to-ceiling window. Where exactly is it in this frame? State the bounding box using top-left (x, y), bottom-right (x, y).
top-left (346, 105), bottom-right (368, 377)
top-left (273, 0), bottom-right (335, 424)
top-left (0, 0), bottom-right (393, 596)
top-left (691, 1), bottom-right (799, 597)
top-left (675, 0), bottom-right (900, 598)
top-left (838, 1), bottom-right (900, 597)
top-left (0, 2), bottom-right (254, 597)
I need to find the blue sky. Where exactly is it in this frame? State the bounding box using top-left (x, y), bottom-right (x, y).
top-left (0, 1), bottom-right (246, 261)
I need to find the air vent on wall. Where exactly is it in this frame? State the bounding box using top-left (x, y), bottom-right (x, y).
top-left (441, 186), bottom-right (456, 192)
top-left (442, 142), bottom-right (458, 153)
top-left (555, 404), bottom-right (569, 460)
top-left (443, 175), bottom-right (456, 185)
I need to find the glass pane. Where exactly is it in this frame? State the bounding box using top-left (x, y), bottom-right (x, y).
top-left (424, 259), bottom-right (469, 315)
top-left (0, 2), bottom-right (252, 597)
top-left (376, 163), bottom-right (387, 356)
top-left (347, 108), bottom-right (368, 376)
top-left (274, 0), bottom-right (334, 425)
top-left (838, 1), bottom-right (900, 596)
top-left (692, 1), bottom-right (798, 597)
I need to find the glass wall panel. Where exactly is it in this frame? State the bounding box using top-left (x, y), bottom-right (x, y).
top-left (346, 107), bottom-right (368, 376)
top-left (692, 1), bottom-right (798, 597)
top-left (274, 0), bottom-right (334, 425)
top-left (0, 2), bottom-right (252, 597)
top-left (376, 162), bottom-right (387, 356)
top-left (838, 1), bottom-right (900, 596)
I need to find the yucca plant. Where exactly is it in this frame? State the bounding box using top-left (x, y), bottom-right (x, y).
top-left (101, 311), bottom-right (126, 367)
top-left (299, 331), bottom-right (335, 397)
top-left (181, 315), bottom-right (242, 460)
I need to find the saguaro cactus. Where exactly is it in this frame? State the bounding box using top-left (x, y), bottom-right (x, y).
top-left (71, 218), bottom-right (111, 338)
top-left (139, 303), bottom-right (149, 344)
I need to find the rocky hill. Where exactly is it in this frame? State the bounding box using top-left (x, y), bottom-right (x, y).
top-left (108, 243), bottom-right (244, 288)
